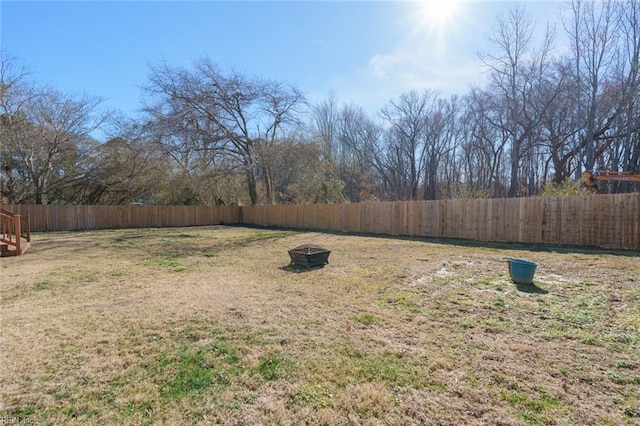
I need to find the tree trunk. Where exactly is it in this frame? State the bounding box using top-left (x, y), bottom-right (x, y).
top-left (263, 163), bottom-right (275, 205)
top-left (508, 137), bottom-right (520, 197)
top-left (247, 170), bottom-right (258, 206)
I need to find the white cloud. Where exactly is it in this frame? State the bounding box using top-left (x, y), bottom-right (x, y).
top-left (327, 41), bottom-right (485, 115)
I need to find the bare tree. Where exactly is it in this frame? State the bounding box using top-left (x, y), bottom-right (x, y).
top-left (480, 3), bottom-right (536, 197)
top-left (421, 96), bottom-right (460, 200)
top-left (1, 52), bottom-right (106, 204)
top-left (145, 58), bottom-right (304, 205)
top-left (462, 87), bottom-right (511, 198)
top-left (310, 97), bottom-right (384, 201)
top-left (67, 118), bottom-right (168, 204)
top-left (334, 103), bottom-right (382, 201)
top-left (379, 90), bottom-right (435, 200)
top-left (271, 134), bottom-right (346, 204)
top-left (254, 79), bottom-right (305, 204)
top-left (1, 52), bottom-right (33, 202)
top-left (311, 94), bottom-right (339, 163)
top-left (564, 0), bottom-right (619, 172)
top-left (616, 0), bottom-right (640, 177)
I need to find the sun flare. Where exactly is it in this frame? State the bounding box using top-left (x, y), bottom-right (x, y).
top-left (410, 0), bottom-right (465, 51)
top-left (418, 0), bottom-right (461, 27)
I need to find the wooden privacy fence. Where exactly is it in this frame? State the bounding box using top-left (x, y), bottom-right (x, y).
top-left (3, 193), bottom-right (639, 249)
top-left (240, 194), bottom-right (640, 250)
top-left (3, 205), bottom-right (239, 232)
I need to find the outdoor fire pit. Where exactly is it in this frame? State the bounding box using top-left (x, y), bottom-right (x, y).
top-left (288, 244), bottom-right (331, 267)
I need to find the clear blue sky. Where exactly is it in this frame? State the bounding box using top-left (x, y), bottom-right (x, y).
top-left (2, 1), bottom-right (566, 119)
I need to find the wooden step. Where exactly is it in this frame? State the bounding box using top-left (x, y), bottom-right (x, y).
top-left (0, 241), bottom-right (30, 257)
top-left (0, 242), bottom-right (13, 257)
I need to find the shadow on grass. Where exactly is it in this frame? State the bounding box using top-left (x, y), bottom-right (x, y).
top-left (514, 282), bottom-right (549, 294)
top-left (239, 224), bottom-right (640, 258)
top-left (279, 264), bottom-right (326, 273)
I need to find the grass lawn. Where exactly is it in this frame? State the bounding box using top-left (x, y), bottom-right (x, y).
top-left (1, 226), bottom-right (639, 425)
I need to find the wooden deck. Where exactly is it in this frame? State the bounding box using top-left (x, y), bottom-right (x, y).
top-left (0, 208), bottom-right (31, 257)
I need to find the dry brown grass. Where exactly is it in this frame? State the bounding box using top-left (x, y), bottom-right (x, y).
top-left (1, 226), bottom-right (639, 425)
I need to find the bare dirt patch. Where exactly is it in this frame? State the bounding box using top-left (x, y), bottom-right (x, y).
top-left (1, 226), bottom-right (638, 424)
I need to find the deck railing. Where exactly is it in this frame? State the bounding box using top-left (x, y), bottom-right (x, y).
top-left (1, 208), bottom-right (31, 254)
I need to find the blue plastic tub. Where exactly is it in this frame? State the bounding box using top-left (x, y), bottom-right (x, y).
top-left (507, 258), bottom-right (537, 285)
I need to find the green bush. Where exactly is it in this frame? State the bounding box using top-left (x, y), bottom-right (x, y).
top-left (540, 179), bottom-right (589, 197)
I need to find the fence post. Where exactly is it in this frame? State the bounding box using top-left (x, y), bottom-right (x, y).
top-left (14, 214), bottom-right (22, 254)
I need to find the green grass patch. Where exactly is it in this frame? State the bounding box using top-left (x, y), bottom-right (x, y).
top-left (288, 381), bottom-right (335, 408)
top-left (493, 298), bottom-right (506, 308)
top-left (258, 352), bottom-right (295, 381)
top-left (458, 318), bottom-right (476, 330)
top-left (161, 345), bottom-right (220, 398)
top-left (351, 313), bottom-right (376, 325)
top-left (607, 371), bottom-right (640, 385)
top-left (581, 333), bottom-right (598, 345)
top-left (143, 255), bottom-right (187, 272)
top-left (33, 281), bottom-right (55, 291)
top-left (475, 275), bottom-right (505, 288)
top-left (380, 291), bottom-right (422, 313)
top-left (323, 345), bottom-right (440, 391)
top-left (502, 389), bottom-right (561, 424)
top-left (112, 233), bottom-right (149, 249)
top-left (616, 360), bottom-right (636, 369)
